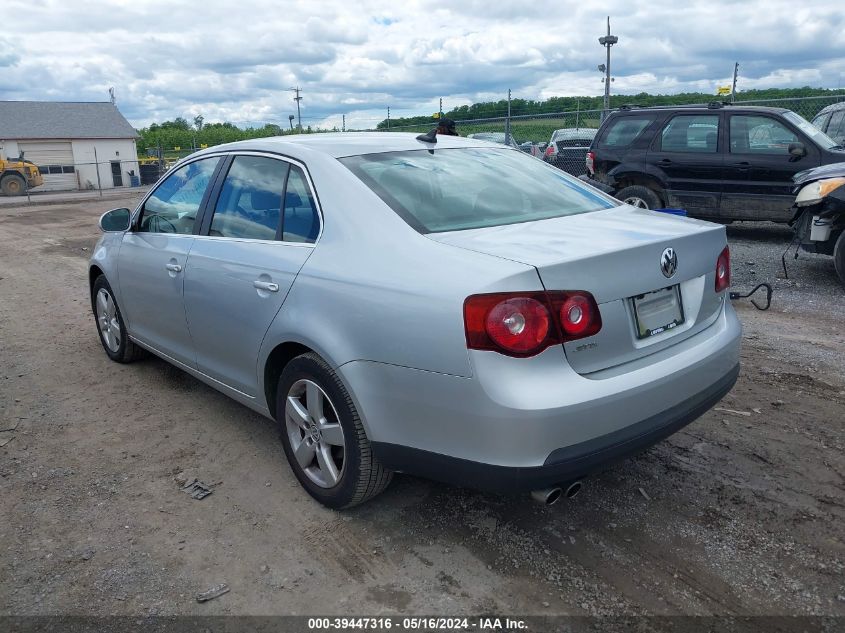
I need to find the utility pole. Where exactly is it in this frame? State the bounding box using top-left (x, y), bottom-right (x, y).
top-left (598, 16), bottom-right (618, 117)
top-left (731, 62), bottom-right (739, 103)
top-left (505, 89), bottom-right (512, 145)
top-left (387, 107), bottom-right (390, 130)
top-left (342, 114), bottom-right (346, 132)
top-left (290, 86), bottom-right (303, 130)
top-left (439, 98), bottom-right (443, 119)
top-left (93, 147), bottom-right (103, 197)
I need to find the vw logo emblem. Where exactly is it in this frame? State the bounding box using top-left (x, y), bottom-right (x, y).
top-left (660, 247), bottom-right (678, 278)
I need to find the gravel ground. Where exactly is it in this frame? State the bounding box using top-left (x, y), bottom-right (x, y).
top-left (0, 199), bottom-right (843, 618)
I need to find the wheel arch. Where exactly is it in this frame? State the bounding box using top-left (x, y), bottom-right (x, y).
top-left (263, 341), bottom-right (317, 420)
top-left (89, 265), bottom-right (105, 312)
top-left (612, 171), bottom-right (666, 196)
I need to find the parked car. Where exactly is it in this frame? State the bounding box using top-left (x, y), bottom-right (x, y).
top-left (467, 131), bottom-right (520, 148)
top-left (811, 102), bottom-right (845, 146)
top-left (790, 162), bottom-right (845, 287)
top-left (90, 133), bottom-right (740, 508)
top-left (584, 103), bottom-right (845, 222)
top-left (543, 128), bottom-right (598, 176)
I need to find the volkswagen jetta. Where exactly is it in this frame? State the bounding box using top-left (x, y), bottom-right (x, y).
top-left (89, 133), bottom-right (740, 508)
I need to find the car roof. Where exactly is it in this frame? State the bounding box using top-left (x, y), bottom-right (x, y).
top-left (190, 132), bottom-right (495, 161)
top-left (817, 102), bottom-right (845, 115)
top-left (552, 128), bottom-right (597, 137)
top-left (611, 104), bottom-right (789, 115)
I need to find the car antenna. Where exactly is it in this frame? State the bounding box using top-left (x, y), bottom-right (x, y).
top-left (416, 128), bottom-right (437, 143)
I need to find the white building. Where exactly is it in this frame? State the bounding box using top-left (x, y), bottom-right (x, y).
top-left (0, 101), bottom-right (140, 192)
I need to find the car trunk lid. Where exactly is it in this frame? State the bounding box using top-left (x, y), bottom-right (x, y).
top-left (428, 206), bottom-right (727, 373)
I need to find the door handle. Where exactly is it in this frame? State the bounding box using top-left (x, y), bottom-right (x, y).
top-left (658, 159), bottom-right (672, 166)
top-left (253, 280), bottom-right (279, 292)
top-left (165, 263), bottom-right (182, 273)
top-left (731, 161), bottom-right (751, 170)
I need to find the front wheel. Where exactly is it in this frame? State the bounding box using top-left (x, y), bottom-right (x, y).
top-left (277, 353), bottom-right (392, 509)
top-left (92, 276), bottom-right (147, 363)
top-left (1, 174), bottom-right (26, 196)
top-left (615, 185), bottom-right (663, 210)
top-left (834, 230), bottom-right (845, 289)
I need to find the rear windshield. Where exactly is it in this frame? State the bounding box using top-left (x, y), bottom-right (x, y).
top-left (598, 115), bottom-right (656, 148)
top-left (340, 148), bottom-right (616, 233)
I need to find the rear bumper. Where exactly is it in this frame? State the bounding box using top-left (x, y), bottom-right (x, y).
top-left (372, 363), bottom-right (738, 492)
top-left (341, 302), bottom-right (741, 492)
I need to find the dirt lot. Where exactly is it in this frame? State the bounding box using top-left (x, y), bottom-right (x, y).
top-left (1, 195), bottom-right (843, 618)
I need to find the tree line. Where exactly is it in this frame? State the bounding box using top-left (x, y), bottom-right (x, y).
top-left (376, 87), bottom-right (843, 129)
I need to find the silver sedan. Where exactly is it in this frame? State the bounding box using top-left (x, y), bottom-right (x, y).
top-left (89, 133), bottom-right (741, 508)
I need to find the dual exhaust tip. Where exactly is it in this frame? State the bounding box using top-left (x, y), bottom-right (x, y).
top-left (530, 481), bottom-right (583, 505)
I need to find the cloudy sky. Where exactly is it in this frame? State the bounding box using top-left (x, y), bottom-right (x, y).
top-left (2, 0), bottom-right (844, 130)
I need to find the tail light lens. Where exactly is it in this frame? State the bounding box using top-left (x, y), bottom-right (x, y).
top-left (545, 144), bottom-right (555, 157)
top-left (586, 151), bottom-right (595, 175)
top-left (715, 246), bottom-right (730, 293)
top-left (464, 291), bottom-right (602, 358)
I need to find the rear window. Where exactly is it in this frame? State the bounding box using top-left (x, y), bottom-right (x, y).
top-left (598, 115), bottom-right (655, 148)
top-left (340, 148), bottom-right (616, 233)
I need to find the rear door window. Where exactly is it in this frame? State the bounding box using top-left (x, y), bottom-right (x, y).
top-left (657, 115), bottom-right (720, 153)
top-left (208, 155), bottom-right (289, 240)
top-left (281, 166), bottom-right (320, 243)
top-left (598, 116), bottom-right (655, 148)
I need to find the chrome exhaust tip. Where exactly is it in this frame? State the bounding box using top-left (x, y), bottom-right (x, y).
top-left (564, 481), bottom-right (583, 499)
top-left (530, 486), bottom-right (563, 505)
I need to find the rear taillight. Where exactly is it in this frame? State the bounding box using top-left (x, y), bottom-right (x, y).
top-left (545, 144), bottom-right (555, 157)
top-left (586, 151), bottom-right (595, 175)
top-left (715, 246), bottom-right (730, 293)
top-left (464, 291), bottom-right (602, 358)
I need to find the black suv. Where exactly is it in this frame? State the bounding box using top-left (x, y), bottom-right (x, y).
top-left (584, 103), bottom-right (845, 222)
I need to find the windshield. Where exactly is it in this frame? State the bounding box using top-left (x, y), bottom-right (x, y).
top-left (783, 111), bottom-right (839, 149)
top-left (341, 148), bottom-right (616, 233)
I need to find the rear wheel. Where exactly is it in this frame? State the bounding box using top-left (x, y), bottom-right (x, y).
top-left (616, 185), bottom-right (662, 210)
top-left (834, 230), bottom-right (845, 289)
top-left (1, 174), bottom-right (26, 196)
top-left (277, 353), bottom-right (392, 509)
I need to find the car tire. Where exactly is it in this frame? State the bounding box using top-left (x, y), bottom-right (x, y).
top-left (1, 174), bottom-right (26, 196)
top-left (616, 185), bottom-right (663, 210)
top-left (92, 275), bottom-right (147, 363)
top-left (834, 230), bottom-right (845, 289)
top-left (277, 353), bottom-right (393, 509)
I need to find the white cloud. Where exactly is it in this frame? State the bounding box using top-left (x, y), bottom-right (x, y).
top-left (2, 0), bottom-right (844, 129)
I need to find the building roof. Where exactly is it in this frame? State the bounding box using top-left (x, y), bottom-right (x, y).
top-left (0, 101), bottom-right (138, 140)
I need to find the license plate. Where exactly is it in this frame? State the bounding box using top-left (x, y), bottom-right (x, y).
top-left (632, 285), bottom-right (684, 339)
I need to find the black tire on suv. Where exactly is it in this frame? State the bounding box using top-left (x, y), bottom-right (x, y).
top-left (615, 185), bottom-right (663, 210)
top-left (834, 230), bottom-right (845, 289)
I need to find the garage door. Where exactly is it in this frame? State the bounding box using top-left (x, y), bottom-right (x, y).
top-left (18, 142), bottom-right (78, 192)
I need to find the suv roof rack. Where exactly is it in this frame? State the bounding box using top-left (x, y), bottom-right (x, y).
top-left (613, 102), bottom-right (738, 112)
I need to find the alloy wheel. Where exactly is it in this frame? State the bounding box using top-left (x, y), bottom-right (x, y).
top-left (285, 379), bottom-right (346, 488)
top-left (96, 288), bottom-right (121, 352)
top-left (624, 196), bottom-right (650, 209)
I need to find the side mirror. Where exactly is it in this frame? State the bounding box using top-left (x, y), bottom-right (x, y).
top-left (98, 208), bottom-right (131, 232)
top-left (788, 142), bottom-right (807, 158)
